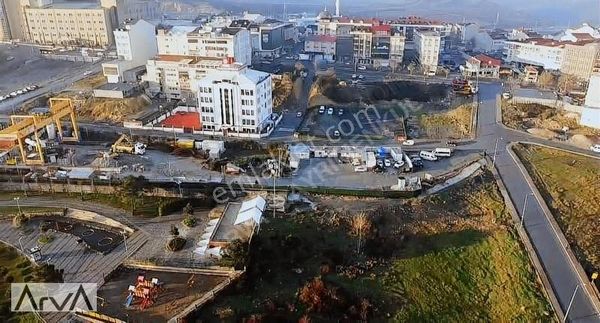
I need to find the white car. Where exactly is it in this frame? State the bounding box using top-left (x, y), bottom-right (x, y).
top-left (327, 107), bottom-right (334, 115)
top-left (319, 106), bottom-right (325, 114)
top-left (333, 130), bottom-right (340, 137)
top-left (384, 159), bottom-right (392, 167)
top-left (591, 144), bottom-right (600, 153)
top-left (296, 111), bottom-right (303, 117)
top-left (358, 65), bottom-right (367, 70)
top-left (402, 140), bottom-right (415, 146)
top-left (16, 90), bottom-right (23, 95)
top-left (354, 165), bottom-right (368, 172)
top-left (377, 160), bottom-right (384, 168)
top-left (338, 109), bottom-right (344, 115)
top-left (358, 75), bottom-right (365, 79)
top-left (393, 160), bottom-right (405, 169)
top-left (352, 74), bottom-right (357, 79)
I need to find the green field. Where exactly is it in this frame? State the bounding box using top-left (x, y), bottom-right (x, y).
top-left (0, 244), bottom-right (43, 322)
top-left (196, 173), bottom-right (551, 321)
top-left (514, 143), bottom-right (600, 287)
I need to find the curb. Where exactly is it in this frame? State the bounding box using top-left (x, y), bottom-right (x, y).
top-left (507, 142), bottom-right (600, 316)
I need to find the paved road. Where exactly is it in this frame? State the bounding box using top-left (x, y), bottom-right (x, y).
top-left (470, 83), bottom-right (599, 322)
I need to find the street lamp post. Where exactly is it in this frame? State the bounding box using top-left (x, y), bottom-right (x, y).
top-left (492, 137), bottom-right (502, 168)
top-left (521, 193), bottom-right (533, 228)
top-left (14, 197), bottom-right (22, 215)
top-left (563, 284), bottom-right (580, 323)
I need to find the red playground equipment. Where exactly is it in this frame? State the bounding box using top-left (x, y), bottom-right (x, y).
top-left (124, 273), bottom-right (162, 310)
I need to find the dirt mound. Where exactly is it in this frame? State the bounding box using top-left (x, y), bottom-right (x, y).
top-left (272, 73), bottom-right (293, 109)
top-left (568, 134), bottom-right (594, 149)
top-left (420, 104), bottom-right (473, 139)
top-left (77, 95), bottom-right (151, 123)
top-left (526, 128), bottom-right (556, 139)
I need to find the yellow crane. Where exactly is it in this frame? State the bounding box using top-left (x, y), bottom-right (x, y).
top-left (0, 98), bottom-right (79, 165)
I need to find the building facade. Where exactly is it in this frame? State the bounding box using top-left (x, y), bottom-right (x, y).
top-left (304, 34), bottom-right (336, 57)
top-left (196, 63), bottom-right (273, 134)
top-left (25, 3), bottom-right (114, 47)
top-left (561, 42), bottom-right (600, 81)
top-left (461, 54), bottom-right (501, 78)
top-left (504, 39), bottom-right (564, 70)
top-left (102, 19), bottom-right (157, 83)
top-left (0, 0), bottom-right (10, 41)
top-left (414, 29), bottom-right (441, 72)
top-left (156, 25), bottom-right (252, 66)
top-left (143, 55), bottom-right (223, 102)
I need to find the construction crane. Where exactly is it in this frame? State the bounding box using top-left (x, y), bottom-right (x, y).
top-left (0, 98), bottom-right (79, 165)
top-left (111, 134), bottom-right (146, 155)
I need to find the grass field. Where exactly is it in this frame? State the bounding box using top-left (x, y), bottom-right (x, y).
top-left (196, 173), bottom-right (551, 321)
top-left (513, 143), bottom-right (600, 286)
top-left (0, 207), bottom-right (61, 216)
top-left (0, 244), bottom-right (41, 322)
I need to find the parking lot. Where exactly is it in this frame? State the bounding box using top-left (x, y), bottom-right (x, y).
top-left (300, 104), bottom-right (406, 140)
top-left (284, 149), bottom-right (482, 189)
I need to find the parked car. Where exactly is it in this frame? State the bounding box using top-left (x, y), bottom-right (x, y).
top-left (296, 111), bottom-right (303, 117)
top-left (358, 75), bottom-right (364, 79)
top-left (354, 165), bottom-right (368, 172)
top-left (357, 65), bottom-right (367, 70)
top-left (352, 74), bottom-right (357, 79)
top-left (411, 158), bottom-right (424, 168)
top-left (333, 130), bottom-right (340, 137)
top-left (352, 159), bottom-right (361, 166)
top-left (327, 107), bottom-right (334, 115)
top-left (377, 160), bottom-right (384, 168)
top-left (393, 161), bottom-right (405, 169)
top-left (319, 106), bottom-right (325, 114)
top-left (384, 159), bottom-right (392, 167)
top-left (433, 147), bottom-right (453, 157)
top-left (591, 144), bottom-right (600, 153)
top-left (338, 108), bottom-right (344, 115)
top-left (419, 150), bottom-right (438, 161)
top-left (402, 140), bottom-right (415, 146)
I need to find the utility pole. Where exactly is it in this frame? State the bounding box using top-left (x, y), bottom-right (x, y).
top-left (14, 197), bottom-right (22, 215)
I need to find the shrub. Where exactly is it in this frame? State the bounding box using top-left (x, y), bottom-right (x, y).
top-left (221, 239), bottom-right (249, 269)
top-left (167, 237), bottom-right (186, 251)
top-left (169, 225), bottom-right (179, 237)
top-left (12, 214), bottom-right (27, 228)
top-left (38, 233), bottom-right (53, 245)
top-left (182, 216), bottom-right (197, 228)
top-left (298, 277), bottom-right (347, 314)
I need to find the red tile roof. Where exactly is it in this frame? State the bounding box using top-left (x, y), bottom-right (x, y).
top-left (372, 24), bottom-right (391, 33)
top-left (474, 54), bottom-right (501, 67)
top-left (161, 112), bottom-right (201, 129)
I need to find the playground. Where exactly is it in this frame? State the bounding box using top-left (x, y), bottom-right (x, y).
top-left (95, 266), bottom-right (230, 322)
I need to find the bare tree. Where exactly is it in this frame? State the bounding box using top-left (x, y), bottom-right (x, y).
top-left (538, 71), bottom-right (556, 89)
top-left (407, 62), bottom-right (417, 75)
top-left (558, 74), bottom-right (577, 93)
top-left (350, 212), bottom-right (372, 254)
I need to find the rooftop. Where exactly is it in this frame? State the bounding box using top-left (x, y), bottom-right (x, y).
top-left (42, 1), bottom-right (100, 9)
top-left (474, 54), bottom-right (502, 67)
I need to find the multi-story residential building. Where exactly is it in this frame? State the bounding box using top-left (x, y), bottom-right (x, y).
top-left (0, 0), bottom-right (30, 41)
top-left (388, 16), bottom-right (451, 41)
top-left (0, 0), bottom-right (10, 41)
top-left (24, 2), bottom-right (115, 47)
top-left (143, 55), bottom-right (223, 102)
top-left (196, 63), bottom-right (273, 134)
top-left (561, 41), bottom-right (600, 81)
top-left (351, 26), bottom-right (372, 64)
top-left (507, 28), bottom-right (541, 41)
top-left (100, 0), bottom-right (160, 24)
top-left (102, 19), bottom-right (157, 83)
top-left (581, 73), bottom-right (600, 129)
top-left (248, 19), bottom-right (296, 59)
top-left (504, 38), bottom-right (565, 70)
top-left (553, 23), bottom-right (600, 42)
top-left (304, 34), bottom-right (336, 59)
top-left (461, 54), bottom-right (501, 78)
top-left (156, 25), bottom-right (252, 66)
top-left (414, 29), bottom-right (441, 72)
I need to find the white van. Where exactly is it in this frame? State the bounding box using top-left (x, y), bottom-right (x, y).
top-left (419, 150), bottom-right (438, 161)
top-left (433, 148), bottom-right (452, 157)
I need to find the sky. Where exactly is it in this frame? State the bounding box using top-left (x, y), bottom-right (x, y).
top-left (206, 0), bottom-right (600, 28)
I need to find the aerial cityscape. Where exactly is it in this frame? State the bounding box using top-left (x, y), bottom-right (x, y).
top-left (0, 0), bottom-right (598, 322)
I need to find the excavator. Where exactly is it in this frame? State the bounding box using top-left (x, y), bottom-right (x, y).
top-left (111, 134), bottom-right (146, 155)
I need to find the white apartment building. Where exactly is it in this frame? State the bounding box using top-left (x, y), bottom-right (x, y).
top-left (581, 74), bottom-right (600, 129)
top-left (156, 25), bottom-right (252, 66)
top-left (304, 35), bottom-right (336, 57)
top-left (102, 19), bottom-right (157, 83)
top-left (414, 29), bottom-right (441, 72)
top-left (24, 2), bottom-right (114, 47)
top-left (196, 63), bottom-right (273, 134)
top-left (504, 39), bottom-right (564, 70)
top-left (143, 55), bottom-right (223, 103)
